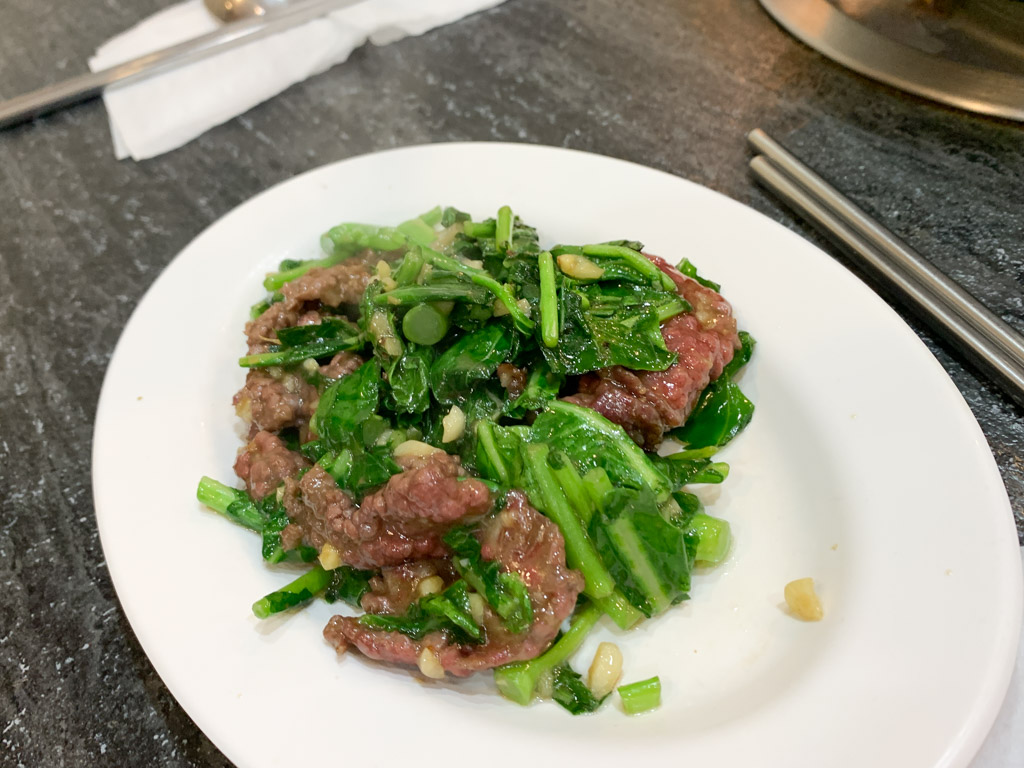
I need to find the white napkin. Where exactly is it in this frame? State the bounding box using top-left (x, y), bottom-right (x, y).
top-left (89, 0), bottom-right (505, 160)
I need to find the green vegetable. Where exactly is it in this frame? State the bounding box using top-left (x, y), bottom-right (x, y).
top-left (494, 602), bottom-right (602, 705)
top-left (502, 362), bottom-right (563, 418)
top-left (653, 450), bottom-right (730, 489)
top-left (374, 280), bottom-right (490, 306)
top-left (238, 318), bottom-right (364, 368)
top-left (522, 443), bottom-right (615, 600)
top-left (312, 360), bottom-right (381, 449)
top-left (429, 323), bottom-right (515, 405)
top-left (495, 205), bottom-right (513, 253)
top-left (677, 257), bottom-right (721, 291)
top-left (420, 247), bottom-right (534, 333)
top-left (385, 345), bottom-right (434, 414)
top-left (618, 676), bottom-right (661, 714)
top-left (402, 304), bottom-right (449, 346)
top-left (541, 282), bottom-right (685, 374)
top-left (360, 580), bottom-right (483, 643)
top-left (323, 566), bottom-right (375, 607)
top-left (252, 564), bottom-right (333, 619)
top-left (196, 477), bottom-right (315, 564)
top-left (582, 243), bottom-right (677, 292)
top-left (538, 250), bottom-right (558, 348)
top-left (444, 526), bottom-right (533, 634)
top-left (551, 664), bottom-right (607, 715)
top-left (673, 332), bottom-right (755, 449)
top-left (590, 487), bottom-right (692, 617)
top-left (531, 401), bottom-right (671, 503)
top-left (263, 222), bottom-right (407, 291)
top-left (463, 219), bottom-right (496, 239)
top-left (688, 513), bottom-right (731, 564)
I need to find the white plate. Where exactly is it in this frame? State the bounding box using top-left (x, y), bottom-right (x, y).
top-left (92, 143), bottom-right (1022, 768)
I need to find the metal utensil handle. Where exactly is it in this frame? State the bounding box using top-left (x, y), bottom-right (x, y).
top-left (748, 128), bottom-right (1024, 365)
top-left (749, 154), bottom-right (1024, 410)
top-left (0, 0), bottom-right (364, 130)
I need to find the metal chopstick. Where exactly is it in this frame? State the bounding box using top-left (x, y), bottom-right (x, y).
top-left (747, 148), bottom-right (1024, 410)
top-left (0, 0), bottom-right (364, 130)
top-left (748, 128), bottom-right (1024, 365)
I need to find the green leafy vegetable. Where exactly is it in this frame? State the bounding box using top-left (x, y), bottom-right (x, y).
top-left (252, 565), bottom-right (333, 619)
top-left (590, 487), bottom-right (692, 617)
top-left (672, 332), bottom-right (755, 449)
top-left (360, 580), bottom-right (482, 643)
top-left (444, 525), bottom-right (533, 634)
top-left (687, 513), bottom-right (731, 564)
top-left (503, 362), bottom-right (563, 418)
top-left (531, 401), bottom-right (671, 503)
top-left (618, 676), bottom-right (661, 714)
top-left (494, 602), bottom-right (602, 705)
top-left (551, 664), bottom-right (607, 715)
top-left (312, 359), bottom-right (381, 449)
top-left (323, 566), bottom-right (376, 607)
top-left (196, 477), bottom-right (315, 563)
top-left (239, 317), bottom-right (364, 368)
top-left (429, 323), bottom-right (515, 405)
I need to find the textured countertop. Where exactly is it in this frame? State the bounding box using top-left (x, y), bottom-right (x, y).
top-left (1, 0), bottom-right (1021, 765)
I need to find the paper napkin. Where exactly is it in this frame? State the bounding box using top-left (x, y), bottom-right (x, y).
top-left (88, 0), bottom-right (505, 160)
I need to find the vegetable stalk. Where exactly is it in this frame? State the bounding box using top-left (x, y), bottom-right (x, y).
top-left (523, 444), bottom-right (615, 600)
top-left (618, 676), bottom-right (661, 714)
top-left (538, 250), bottom-right (559, 348)
top-left (252, 565), bottom-right (333, 619)
top-left (493, 603), bottom-right (602, 704)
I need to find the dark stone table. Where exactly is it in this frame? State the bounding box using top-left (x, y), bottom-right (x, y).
top-left (1, 0), bottom-right (1021, 765)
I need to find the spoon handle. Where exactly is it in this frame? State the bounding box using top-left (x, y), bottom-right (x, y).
top-left (0, 0), bottom-right (364, 130)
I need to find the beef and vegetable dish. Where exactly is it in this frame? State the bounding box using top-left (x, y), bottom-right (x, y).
top-left (197, 205), bottom-right (755, 715)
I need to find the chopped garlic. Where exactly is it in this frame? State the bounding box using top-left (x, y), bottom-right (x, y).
top-left (784, 577), bottom-right (824, 621)
top-left (382, 336), bottom-right (402, 357)
top-left (467, 593), bottom-right (486, 624)
top-left (493, 299), bottom-right (510, 317)
top-left (416, 575), bottom-right (445, 597)
top-left (417, 646), bottom-right (445, 679)
top-left (557, 252), bottom-right (605, 280)
top-left (441, 405), bottom-right (466, 443)
top-left (587, 642), bottom-right (623, 698)
top-left (393, 440), bottom-right (443, 459)
top-left (318, 543), bottom-right (343, 571)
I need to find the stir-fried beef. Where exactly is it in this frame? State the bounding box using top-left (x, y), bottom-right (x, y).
top-left (320, 351), bottom-right (363, 381)
top-left (233, 430), bottom-right (309, 500)
top-left (496, 363), bottom-right (528, 399)
top-left (283, 452), bottom-right (492, 569)
top-left (564, 254), bottom-right (740, 449)
top-left (246, 307), bottom-right (323, 355)
top-left (234, 369), bottom-right (318, 435)
top-left (323, 491), bottom-right (585, 677)
top-left (279, 261), bottom-right (373, 310)
top-left (360, 559), bottom-right (458, 616)
top-left (244, 258), bottom-right (373, 356)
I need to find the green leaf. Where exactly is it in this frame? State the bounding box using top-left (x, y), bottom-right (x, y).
top-left (359, 579), bottom-right (483, 643)
top-left (429, 324), bottom-right (515, 405)
top-left (385, 345), bottom-right (434, 414)
top-left (444, 525), bottom-right (533, 634)
top-left (672, 332), bottom-right (756, 449)
top-left (589, 487), bottom-right (692, 617)
top-left (530, 401), bottom-right (671, 503)
top-left (324, 566), bottom-right (376, 607)
top-left (551, 664), bottom-right (607, 715)
top-left (312, 359), bottom-right (381, 449)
